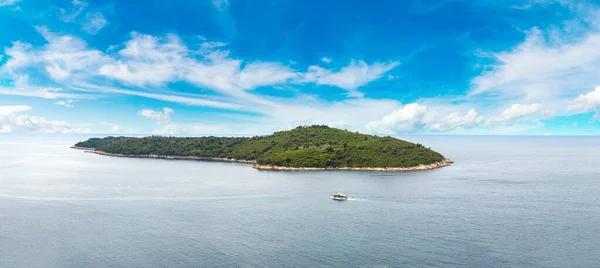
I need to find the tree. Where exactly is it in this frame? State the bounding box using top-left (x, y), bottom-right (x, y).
top-left (75, 126), bottom-right (445, 169)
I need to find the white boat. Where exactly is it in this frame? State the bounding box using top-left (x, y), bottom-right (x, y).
top-left (331, 192), bottom-right (348, 201)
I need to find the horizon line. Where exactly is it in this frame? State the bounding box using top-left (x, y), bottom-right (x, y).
top-left (1, 133), bottom-right (599, 137)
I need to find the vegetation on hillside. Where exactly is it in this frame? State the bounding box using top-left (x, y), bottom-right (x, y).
top-left (74, 125), bottom-right (445, 168)
top-left (74, 136), bottom-right (131, 149)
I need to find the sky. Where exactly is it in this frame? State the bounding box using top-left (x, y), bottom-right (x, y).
top-left (1, 0), bottom-right (600, 135)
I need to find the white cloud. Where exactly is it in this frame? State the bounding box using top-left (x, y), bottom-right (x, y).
top-left (59, 0), bottom-right (88, 23)
top-left (0, 73), bottom-right (79, 99)
top-left (365, 103), bottom-right (429, 133)
top-left (511, 0), bottom-right (585, 11)
top-left (0, 0), bottom-right (19, 7)
top-left (185, 57), bottom-right (297, 94)
top-left (122, 96), bottom-right (549, 136)
top-left (2, 28), bottom-right (400, 112)
top-left (88, 32), bottom-right (398, 104)
top-left (73, 82), bottom-right (242, 110)
top-left (0, 87), bottom-right (81, 99)
top-left (152, 123), bottom-right (227, 135)
top-left (3, 41), bottom-right (34, 72)
top-left (429, 109), bottom-right (484, 132)
top-left (126, 97), bottom-right (391, 135)
top-left (303, 60), bottom-right (400, 97)
top-left (137, 107), bottom-right (226, 134)
top-left (0, 27), bottom-right (107, 98)
top-left (568, 86), bottom-right (600, 113)
top-left (4, 1), bottom-right (600, 135)
top-left (212, 0), bottom-right (237, 38)
top-left (29, 26), bottom-right (108, 81)
top-left (99, 32), bottom-right (298, 94)
top-left (110, 124), bottom-right (122, 132)
top-left (122, 97), bottom-right (404, 135)
top-left (467, 6), bottom-right (600, 126)
top-left (99, 32), bottom-right (187, 86)
top-left (491, 103), bottom-right (553, 124)
top-left (59, 0), bottom-right (108, 34)
top-left (101, 123), bottom-right (137, 134)
top-left (365, 103), bottom-right (484, 134)
top-left (1, 28), bottom-right (413, 134)
top-left (471, 26), bottom-right (600, 102)
top-left (54, 99), bottom-right (77, 108)
top-left (82, 12), bottom-right (108, 34)
top-left (0, 105), bottom-right (31, 115)
top-left (0, 105), bottom-right (85, 133)
top-left (263, 97), bottom-right (400, 133)
top-left (138, 107), bottom-right (174, 125)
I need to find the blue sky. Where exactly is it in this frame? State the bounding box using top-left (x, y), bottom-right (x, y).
top-left (1, 0), bottom-right (600, 135)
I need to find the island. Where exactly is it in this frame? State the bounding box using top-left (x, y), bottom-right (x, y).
top-left (72, 125), bottom-right (453, 171)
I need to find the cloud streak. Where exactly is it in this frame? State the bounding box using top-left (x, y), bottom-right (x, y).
top-left (303, 60), bottom-right (400, 97)
top-left (0, 105), bottom-right (85, 133)
top-left (568, 86), bottom-right (600, 117)
top-left (471, 26), bottom-right (600, 102)
top-left (1, 28), bottom-right (399, 113)
top-left (0, 0), bottom-right (19, 7)
top-left (490, 103), bottom-right (553, 124)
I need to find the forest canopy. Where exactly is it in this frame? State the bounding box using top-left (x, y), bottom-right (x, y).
top-left (74, 125), bottom-right (445, 168)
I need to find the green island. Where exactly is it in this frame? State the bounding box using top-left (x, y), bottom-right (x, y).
top-left (72, 125), bottom-right (452, 171)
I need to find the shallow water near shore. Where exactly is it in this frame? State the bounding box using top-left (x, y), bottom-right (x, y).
top-left (1, 134), bottom-right (600, 267)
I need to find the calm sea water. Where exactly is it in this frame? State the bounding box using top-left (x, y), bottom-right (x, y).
top-left (1, 134), bottom-right (599, 268)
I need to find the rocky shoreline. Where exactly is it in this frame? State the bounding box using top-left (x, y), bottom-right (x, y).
top-left (71, 146), bottom-right (93, 150)
top-left (252, 158), bottom-right (454, 171)
top-left (71, 147), bottom-right (452, 171)
top-left (86, 149), bottom-right (256, 164)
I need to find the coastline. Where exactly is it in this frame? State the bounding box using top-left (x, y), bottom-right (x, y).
top-left (252, 158), bottom-right (454, 171)
top-left (71, 146), bottom-right (93, 150)
top-left (90, 149), bottom-right (256, 164)
top-left (72, 147), bottom-right (453, 171)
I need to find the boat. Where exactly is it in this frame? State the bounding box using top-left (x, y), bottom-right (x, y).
top-left (331, 192), bottom-right (348, 201)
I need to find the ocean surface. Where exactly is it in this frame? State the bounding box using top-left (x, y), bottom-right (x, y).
top-left (1, 134), bottom-right (599, 268)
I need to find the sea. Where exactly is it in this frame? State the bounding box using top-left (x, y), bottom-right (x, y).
top-left (0, 134), bottom-right (599, 268)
